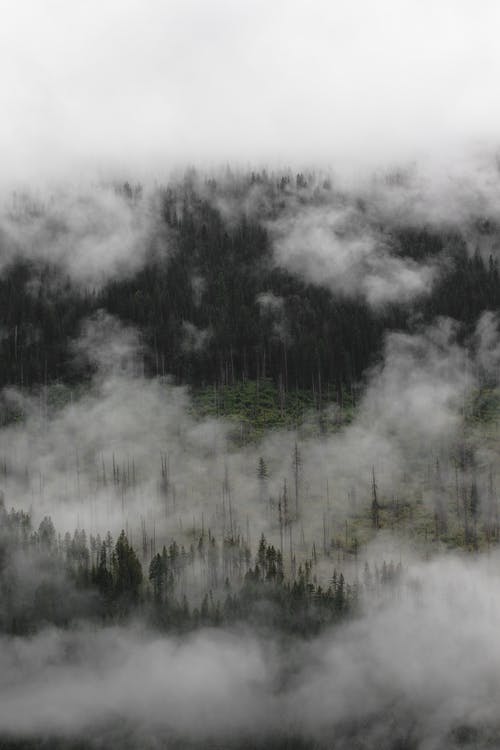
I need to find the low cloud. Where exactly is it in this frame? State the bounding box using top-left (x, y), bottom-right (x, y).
top-left (0, 184), bottom-right (170, 286)
top-left (2, 555), bottom-right (500, 747)
top-left (0, 310), bottom-right (497, 564)
top-left (1, 1), bottom-right (500, 181)
top-left (269, 203), bottom-right (436, 305)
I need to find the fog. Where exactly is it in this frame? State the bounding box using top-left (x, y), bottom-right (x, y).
top-left (269, 202), bottom-right (436, 305)
top-left (0, 307), bottom-right (495, 574)
top-left (1, 1), bottom-right (500, 183)
top-left (0, 183), bottom-right (170, 285)
top-left (4, 157), bottom-right (500, 301)
top-left (2, 554), bottom-right (500, 748)
top-left (1, 2), bottom-right (500, 746)
top-left (0, 191), bottom-right (496, 743)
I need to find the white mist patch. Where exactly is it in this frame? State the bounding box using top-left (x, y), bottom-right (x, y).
top-left (364, 153), bottom-right (500, 230)
top-left (0, 627), bottom-right (272, 739)
top-left (360, 318), bottom-right (467, 443)
top-left (74, 310), bottom-right (145, 377)
top-left (0, 185), bottom-right (169, 286)
top-left (0, 372), bottom-right (231, 537)
top-left (181, 321), bottom-right (213, 354)
top-left (270, 204), bottom-right (435, 306)
top-left (289, 554), bottom-right (500, 747)
top-left (2, 555), bottom-right (500, 747)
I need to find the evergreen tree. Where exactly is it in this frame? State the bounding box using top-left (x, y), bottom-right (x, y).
top-left (113, 530), bottom-right (143, 605)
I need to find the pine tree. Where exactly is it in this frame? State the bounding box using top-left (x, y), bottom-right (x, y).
top-left (257, 456), bottom-right (268, 504)
top-left (149, 553), bottom-right (164, 604)
top-left (113, 530), bottom-right (143, 603)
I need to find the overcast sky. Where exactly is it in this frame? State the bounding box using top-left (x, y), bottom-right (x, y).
top-left (1, 0), bottom-right (499, 184)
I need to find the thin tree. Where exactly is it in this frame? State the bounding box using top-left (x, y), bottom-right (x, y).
top-left (292, 441), bottom-right (302, 518)
top-left (371, 466), bottom-right (380, 529)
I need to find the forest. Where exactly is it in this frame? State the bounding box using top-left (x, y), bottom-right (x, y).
top-left (1, 166), bottom-right (500, 749)
top-left (1, 170), bottom-right (499, 394)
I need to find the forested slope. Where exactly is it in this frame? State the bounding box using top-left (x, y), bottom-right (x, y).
top-left (1, 171), bottom-right (498, 398)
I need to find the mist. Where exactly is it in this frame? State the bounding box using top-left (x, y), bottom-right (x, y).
top-left (0, 183), bottom-right (170, 286)
top-left (1, 179), bottom-right (499, 745)
top-left (1, 1), bottom-right (500, 183)
top-left (2, 554), bottom-right (500, 748)
top-left (2, 1), bottom-right (500, 747)
top-left (0, 307), bottom-right (495, 572)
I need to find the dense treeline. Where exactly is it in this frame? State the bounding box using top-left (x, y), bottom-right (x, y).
top-left (0, 499), bottom-right (414, 637)
top-left (0, 172), bottom-right (499, 397)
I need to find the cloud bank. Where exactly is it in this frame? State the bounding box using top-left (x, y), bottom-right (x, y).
top-left (2, 555), bottom-right (500, 748)
top-left (0, 184), bottom-right (170, 285)
top-left (1, 1), bottom-right (500, 183)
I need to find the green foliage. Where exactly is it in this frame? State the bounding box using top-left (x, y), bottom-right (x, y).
top-left (467, 387), bottom-right (500, 425)
top-left (191, 379), bottom-right (353, 441)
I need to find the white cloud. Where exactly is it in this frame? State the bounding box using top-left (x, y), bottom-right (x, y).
top-left (3, 555), bottom-right (500, 746)
top-left (0, 1), bottom-right (500, 183)
top-left (0, 184), bottom-right (170, 285)
top-left (270, 204), bottom-right (436, 305)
